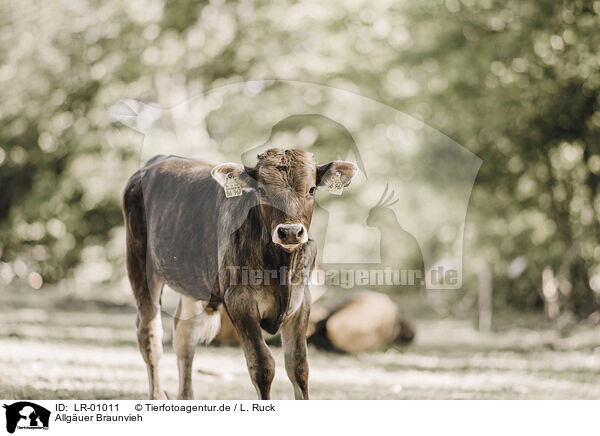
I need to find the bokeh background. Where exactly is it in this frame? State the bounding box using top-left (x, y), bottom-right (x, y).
top-left (1, 0), bottom-right (600, 399)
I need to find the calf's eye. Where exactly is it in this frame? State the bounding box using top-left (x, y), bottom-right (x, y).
top-left (257, 187), bottom-right (268, 198)
top-left (309, 186), bottom-right (317, 196)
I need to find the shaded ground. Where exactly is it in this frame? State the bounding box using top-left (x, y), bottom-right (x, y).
top-left (1, 283), bottom-right (600, 399)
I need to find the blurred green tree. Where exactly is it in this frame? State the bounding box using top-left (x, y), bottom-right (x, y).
top-left (396, 0), bottom-right (600, 316)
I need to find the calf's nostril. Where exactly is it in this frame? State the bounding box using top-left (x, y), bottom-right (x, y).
top-left (277, 227), bottom-right (287, 240)
top-left (296, 227), bottom-right (304, 237)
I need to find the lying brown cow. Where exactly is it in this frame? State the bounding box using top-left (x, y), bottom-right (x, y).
top-left (309, 291), bottom-right (415, 352)
top-left (122, 148), bottom-right (357, 399)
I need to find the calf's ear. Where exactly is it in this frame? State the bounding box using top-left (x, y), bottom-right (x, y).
top-left (316, 161), bottom-right (358, 189)
top-left (211, 163), bottom-right (255, 189)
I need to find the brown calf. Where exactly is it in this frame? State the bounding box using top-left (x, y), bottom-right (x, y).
top-left (122, 148), bottom-right (357, 399)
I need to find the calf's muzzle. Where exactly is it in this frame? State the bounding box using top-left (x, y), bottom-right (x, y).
top-left (272, 223), bottom-right (308, 248)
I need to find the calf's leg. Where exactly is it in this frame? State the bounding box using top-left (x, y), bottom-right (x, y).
top-left (126, 234), bottom-right (166, 399)
top-left (281, 294), bottom-right (310, 400)
top-left (132, 271), bottom-right (166, 400)
top-left (225, 291), bottom-right (275, 400)
top-left (123, 176), bottom-right (167, 399)
top-left (173, 295), bottom-right (220, 399)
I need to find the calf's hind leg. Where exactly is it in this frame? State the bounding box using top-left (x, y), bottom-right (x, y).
top-left (173, 295), bottom-right (221, 399)
top-left (126, 246), bottom-right (166, 400)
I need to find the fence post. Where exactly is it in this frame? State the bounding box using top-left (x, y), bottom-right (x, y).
top-left (478, 261), bottom-right (493, 332)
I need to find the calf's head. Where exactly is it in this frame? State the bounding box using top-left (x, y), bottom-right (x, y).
top-left (212, 148), bottom-right (358, 251)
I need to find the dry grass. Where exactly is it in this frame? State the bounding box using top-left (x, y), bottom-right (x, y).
top-left (1, 283), bottom-right (600, 399)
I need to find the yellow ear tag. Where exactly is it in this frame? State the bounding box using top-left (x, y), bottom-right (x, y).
top-left (326, 171), bottom-right (344, 195)
top-left (224, 173), bottom-right (242, 198)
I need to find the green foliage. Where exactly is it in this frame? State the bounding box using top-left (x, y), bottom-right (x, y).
top-left (397, 0), bottom-right (600, 315)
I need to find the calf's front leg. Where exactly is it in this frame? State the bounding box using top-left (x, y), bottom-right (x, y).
top-left (281, 294), bottom-right (310, 400)
top-left (225, 291), bottom-right (275, 400)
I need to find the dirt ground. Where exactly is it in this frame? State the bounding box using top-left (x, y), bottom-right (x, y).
top-left (1, 283), bottom-right (600, 400)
